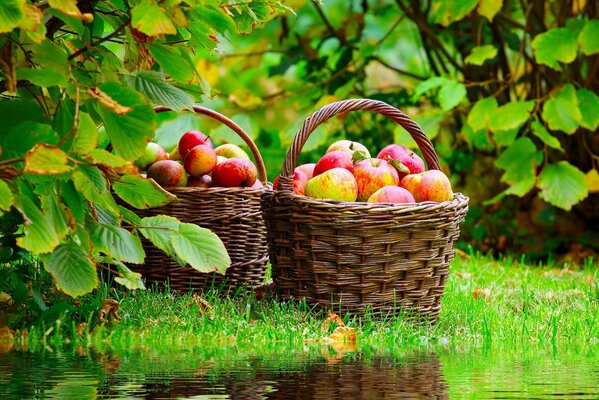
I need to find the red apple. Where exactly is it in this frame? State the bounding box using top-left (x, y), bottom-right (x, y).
top-left (367, 186), bottom-right (415, 203)
top-left (147, 160), bottom-right (188, 187)
top-left (250, 180), bottom-right (264, 189)
top-left (178, 130), bottom-right (212, 159)
top-left (135, 142), bottom-right (168, 170)
top-left (305, 168), bottom-right (358, 202)
top-left (214, 143), bottom-right (250, 160)
top-left (183, 144), bottom-right (217, 177)
top-left (211, 158), bottom-right (257, 187)
top-left (295, 163), bottom-right (316, 179)
top-left (187, 175), bottom-right (212, 188)
top-left (401, 170), bottom-right (453, 202)
top-left (326, 140), bottom-right (370, 157)
top-left (352, 158), bottom-right (400, 202)
top-left (313, 150), bottom-right (354, 177)
top-left (272, 169), bottom-right (309, 195)
top-left (377, 144), bottom-right (425, 179)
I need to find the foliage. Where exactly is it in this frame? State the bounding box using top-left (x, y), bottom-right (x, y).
top-left (0, 1), bottom-right (289, 297)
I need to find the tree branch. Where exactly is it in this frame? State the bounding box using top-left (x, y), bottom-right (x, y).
top-left (68, 18), bottom-right (131, 60)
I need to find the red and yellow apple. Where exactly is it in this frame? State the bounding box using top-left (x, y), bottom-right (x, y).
top-left (313, 150), bottom-right (354, 176)
top-left (135, 142), bottom-right (168, 170)
top-left (367, 186), bottom-right (415, 203)
top-left (211, 158), bottom-right (257, 187)
top-left (377, 144), bottom-right (425, 179)
top-left (147, 160), bottom-right (188, 187)
top-left (305, 168), bottom-right (358, 202)
top-left (214, 143), bottom-right (250, 160)
top-left (353, 158), bottom-right (400, 202)
top-left (272, 169), bottom-right (310, 195)
top-left (326, 140), bottom-right (370, 157)
top-left (295, 163), bottom-right (316, 179)
top-left (401, 170), bottom-right (453, 202)
top-left (178, 130), bottom-right (212, 159)
top-left (183, 144), bottom-right (217, 177)
top-left (187, 175), bottom-right (212, 188)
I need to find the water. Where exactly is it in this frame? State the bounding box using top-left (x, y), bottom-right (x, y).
top-left (1, 345), bottom-right (598, 399)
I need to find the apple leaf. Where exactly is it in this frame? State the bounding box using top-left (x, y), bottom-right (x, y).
top-left (91, 223), bottom-right (145, 264)
top-left (13, 194), bottom-right (60, 254)
top-left (531, 119), bottom-right (563, 151)
top-left (351, 150), bottom-right (370, 164)
top-left (577, 88), bottom-right (599, 131)
top-left (388, 159), bottom-right (410, 175)
top-left (532, 28), bottom-right (578, 69)
top-left (489, 101), bottom-right (534, 132)
top-left (439, 80), bottom-right (466, 111)
top-left (125, 70), bottom-right (194, 111)
top-left (0, 0), bottom-right (25, 34)
top-left (478, 0), bottom-right (503, 21)
top-left (113, 175), bottom-right (177, 209)
top-left (0, 180), bottom-right (14, 211)
top-left (131, 0), bottom-right (177, 38)
top-left (467, 97), bottom-right (498, 131)
top-left (137, 215), bottom-right (181, 261)
top-left (495, 137), bottom-right (542, 197)
top-left (114, 261), bottom-right (145, 290)
top-left (24, 144), bottom-right (71, 175)
top-left (541, 84), bottom-right (581, 134)
top-left (465, 45), bottom-right (498, 66)
top-left (170, 222), bottom-right (230, 274)
top-left (578, 19), bottom-right (599, 55)
top-left (42, 240), bottom-right (98, 297)
top-left (538, 161), bottom-right (588, 211)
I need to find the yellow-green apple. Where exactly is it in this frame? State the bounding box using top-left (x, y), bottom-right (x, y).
top-left (305, 168), bottom-right (358, 202)
top-left (377, 144), bottom-right (425, 179)
top-left (188, 175), bottom-right (212, 188)
top-left (134, 142), bottom-right (168, 169)
top-left (211, 158), bottom-right (257, 187)
top-left (216, 155), bottom-right (228, 165)
top-left (272, 169), bottom-right (309, 195)
top-left (178, 130), bottom-right (212, 159)
top-left (214, 143), bottom-right (250, 159)
top-left (401, 170), bottom-right (453, 202)
top-left (353, 158), bottom-right (400, 202)
top-left (367, 186), bottom-right (415, 203)
top-left (313, 150), bottom-right (354, 176)
top-left (327, 139), bottom-right (371, 157)
top-left (147, 160), bottom-right (188, 187)
top-left (183, 144), bottom-right (217, 177)
top-left (169, 145), bottom-right (182, 161)
top-left (295, 163), bottom-right (316, 179)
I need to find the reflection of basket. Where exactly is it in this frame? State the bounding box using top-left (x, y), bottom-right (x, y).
top-left (131, 105), bottom-right (269, 292)
top-left (261, 99), bottom-right (469, 321)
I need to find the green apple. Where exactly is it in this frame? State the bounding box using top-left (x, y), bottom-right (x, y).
top-left (135, 142), bottom-right (168, 170)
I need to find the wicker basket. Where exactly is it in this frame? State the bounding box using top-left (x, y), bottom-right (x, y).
top-left (130, 105), bottom-right (269, 292)
top-left (260, 99), bottom-right (469, 321)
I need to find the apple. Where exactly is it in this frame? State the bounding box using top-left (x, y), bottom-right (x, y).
top-left (401, 170), bottom-right (453, 202)
top-left (353, 158), bottom-right (400, 202)
top-left (367, 186), bottom-right (415, 203)
top-left (272, 169), bottom-right (309, 195)
top-left (188, 175), bottom-right (212, 188)
top-left (214, 143), bottom-right (250, 160)
top-left (305, 168), bottom-right (358, 202)
top-left (183, 144), bottom-right (217, 177)
top-left (169, 145), bottom-right (182, 161)
top-left (178, 130), bottom-right (212, 159)
top-left (211, 158), bottom-right (257, 187)
top-left (216, 155), bottom-right (228, 165)
top-left (313, 150), bottom-right (354, 176)
top-left (250, 180), bottom-right (264, 189)
top-left (147, 160), bottom-right (188, 187)
top-left (295, 163), bottom-right (316, 179)
top-left (134, 142), bottom-right (168, 170)
top-left (377, 144), bottom-right (425, 179)
top-left (326, 140), bottom-right (370, 157)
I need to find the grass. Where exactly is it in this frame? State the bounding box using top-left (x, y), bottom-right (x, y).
top-left (17, 253), bottom-right (599, 352)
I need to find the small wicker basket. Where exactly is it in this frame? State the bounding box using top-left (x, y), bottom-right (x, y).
top-left (130, 105), bottom-right (269, 293)
top-left (260, 99), bottom-right (469, 321)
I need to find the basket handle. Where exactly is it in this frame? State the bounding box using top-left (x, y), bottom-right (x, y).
top-left (278, 98), bottom-right (440, 191)
top-left (154, 105), bottom-right (268, 185)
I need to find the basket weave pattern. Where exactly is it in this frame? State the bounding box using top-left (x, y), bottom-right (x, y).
top-left (130, 106), bottom-right (269, 292)
top-left (261, 99), bottom-right (469, 320)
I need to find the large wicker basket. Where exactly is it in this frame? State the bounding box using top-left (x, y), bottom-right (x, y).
top-left (130, 105), bottom-right (269, 292)
top-left (261, 99), bottom-right (469, 321)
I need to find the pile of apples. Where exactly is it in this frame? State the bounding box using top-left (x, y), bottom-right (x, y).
top-left (136, 130), bottom-right (262, 189)
top-left (274, 140), bottom-right (453, 204)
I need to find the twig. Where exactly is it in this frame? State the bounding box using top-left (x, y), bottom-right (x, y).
top-left (376, 15), bottom-right (406, 46)
top-left (68, 19), bottom-right (131, 60)
top-left (0, 157), bottom-right (24, 166)
top-left (371, 56), bottom-right (426, 80)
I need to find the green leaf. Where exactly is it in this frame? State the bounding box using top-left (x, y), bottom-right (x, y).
top-left (577, 88), bottom-right (599, 131)
top-left (464, 45), bottom-right (498, 65)
top-left (42, 192), bottom-right (70, 240)
top-left (30, 39), bottom-right (69, 76)
top-left (91, 223), bottom-right (145, 264)
top-left (170, 223), bottom-right (230, 274)
top-left (413, 110), bottom-right (446, 140)
top-left (538, 161), bottom-right (588, 211)
top-left (125, 71), bottom-right (194, 111)
top-left (14, 195), bottom-right (59, 254)
top-left (94, 82), bottom-right (156, 161)
top-left (114, 261), bottom-right (145, 290)
top-left (113, 175), bottom-right (177, 209)
top-left (462, 125), bottom-right (492, 151)
top-left (0, 180), bottom-right (14, 211)
top-left (2, 121), bottom-right (57, 159)
top-left (155, 111), bottom-right (202, 152)
top-left (578, 19), bottom-right (599, 55)
top-left (42, 240), bottom-right (98, 297)
top-left (439, 80), bottom-right (466, 111)
top-left (467, 97), bottom-right (498, 131)
top-left (489, 101), bottom-right (534, 132)
top-left (131, 0), bottom-right (176, 37)
top-left (119, 206), bottom-right (142, 226)
top-left (531, 119), bottom-right (563, 151)
top-left (147, 43), bottom-right (196, 83)
top-left (191, 5), bottom-right (236, 33)
top-left (541, 84), bottom-right (581, 134)
top-left (531, 28), bottom-right (578, 69)
top-left (496, 137), bottom-right (542, 197)
top-left (187, 20), bottom-right (219, 51)
top-left (0, 0), bottom-right (25, 33)
top-left (412, 77), bottom-right (447, 100)
top-left (493, 128), bottom-right (519, 147)
top-left (72, 112), bottom-right (99, 154)
top-left (432, 0), bottom-right (478, 26)
top-left (23, 144), bottom-right (71, 175)
top-left (138, 215), bottom-right (180, 261)
top-left (478, 0), bottom-right (502, 21)
top-left (86, 149), bottom-right (128, 168)
top-left (16, 68), bottom-right (66, 87)
top-left (72, 165), bottom-right (121, 218)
